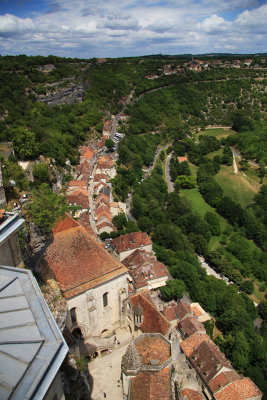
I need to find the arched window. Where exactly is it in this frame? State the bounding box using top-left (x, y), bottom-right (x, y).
top-left (103, 292), bottom-right (108, 308)
top-left (70, 307), bottom-right (77, 324)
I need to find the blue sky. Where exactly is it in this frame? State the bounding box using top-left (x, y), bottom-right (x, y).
top-left (0, 0), bottom-right (266, 58)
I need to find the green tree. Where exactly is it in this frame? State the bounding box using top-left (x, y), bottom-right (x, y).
top-left (105, 138), bottom-right (115, 151)
top-left (29, 184), bottom-right (67, 234)
top-left (32, 163), bottom-right (50, 186)
top-left (160, 279), bottom-right (186, 301)
top-left (205, 211), bottom-right (221, 236)
top-left (2, 160), bottom-right (28, 199)
top-left (12, 128), bottom-right (38, 159)
top-left (240, 280), bottom-right (254, 295)
top-left (175, 175), bottom-right (196, 189)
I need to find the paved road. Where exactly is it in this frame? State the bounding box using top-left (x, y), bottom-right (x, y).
top-left (165, 152), bottom-right (174, 193)
top-left (231, 146), bottom-right (260, 168)
top-left (198, 256), bottom-right (230, 284)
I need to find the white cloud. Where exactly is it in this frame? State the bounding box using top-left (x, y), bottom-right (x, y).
top-left (197, 14), bottom-right (230, 33)
top-left (0, 0), bottom-right (266, 57)
top-left (0, 14), bottom-right (35, 36)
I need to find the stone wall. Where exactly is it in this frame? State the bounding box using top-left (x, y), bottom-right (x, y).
top-left (36, 82), bottom-right (86, 106)
top-left (66, 273), bottom-right (129, 339)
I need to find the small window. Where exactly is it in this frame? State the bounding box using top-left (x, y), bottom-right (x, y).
top-left (70, 307), bottom-right (77, 324)
top-left (103, 292), bottom-right (108, 307)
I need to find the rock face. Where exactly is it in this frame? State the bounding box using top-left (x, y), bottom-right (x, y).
top-left (36, 82), bottom-right (86, 106)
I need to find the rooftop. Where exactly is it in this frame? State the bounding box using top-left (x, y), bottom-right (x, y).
top-left (178, 316), bottom-right (206, 338)
top-left (122, 249), bottom-right (169, 290)
top-left (214, 377), bottom-right (262, 400)
top-left (181, 388), bottom-right (205, 400)
top-left (43, 214), bottom-right (128, 298)
top-left (130, 367), bottom-right (171, 400)
top-left (135, 335), bottom-right (171, 366)
top-left (0, 265), bottom-right (68, 400)
top-left (112, 232), bottom-right (152, 254)
top-left (131, 291), bottom-right (170, 336)
top-left (0, 211), bottom-right (25, 246)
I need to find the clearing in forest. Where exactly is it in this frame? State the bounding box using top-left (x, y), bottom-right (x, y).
top-left (215, 165), bottom-right (259, 208)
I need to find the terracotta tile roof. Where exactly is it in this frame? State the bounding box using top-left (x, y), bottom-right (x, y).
top-left (209, 370), bottom-right (241, 393)
top-left (112, 232), bottom-right (152, 254)
top-left (135, 335), bottom-right (170, 366)
top-left (181, 388), bottom-right (205, 400)
top-left (95, 204), bottom-right (110, 215)
top-left (178, 316), bottom-right (206, 338)
top-left (180, 332), bottom-right (211, 358)
top-left (214, 377), bottom-right (262, 400)
top-left (66, 188), bottom-right (89, 208)
top-left (82, 149), bottom-right (95, 160)
top-left (122, 249), bottom-right (169, 290)
top-left (130, 367), bottom-right (171, 400)
top-left (178, 157), bottom-right (188, 162)
top-left (93, 174), bottom-right (107, 183)
top-left (43, 215), bottom-right (128, 299)
top-left (77, 212), bottom-right (96, 237)
top-left (96, 221), bottom-right (114, 230)
top-left (52, 213), bottom-right (79, 234)
top-left (189, 340), bottom-right (233, 384)
top-left (80, 146), bottom-right (97, 156)
top-left (131, 291), bottom-right (170, 336)
top-left (163, 301), bottom-right (191, 322)
top-left (97, 210), bottom-right (112, 221)
top-left (190, 305), bottom-right (202, 317)
top-left (98, 155), bottom-right (113, 164)
top-left (68, 180), bottom-right (87, 188)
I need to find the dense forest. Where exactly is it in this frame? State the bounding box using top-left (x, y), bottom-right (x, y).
top-left (0, 54), bottom-right (266, 397)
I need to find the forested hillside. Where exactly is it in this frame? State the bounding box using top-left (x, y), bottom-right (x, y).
top-left (0, 54), bottom-right (267, 397)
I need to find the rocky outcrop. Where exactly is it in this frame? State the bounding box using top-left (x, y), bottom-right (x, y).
top-left (36, 82), bottom-right (86, 106)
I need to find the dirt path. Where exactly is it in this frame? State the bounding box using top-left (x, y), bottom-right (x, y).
top-left (233, 153), bottom-right (238, 174)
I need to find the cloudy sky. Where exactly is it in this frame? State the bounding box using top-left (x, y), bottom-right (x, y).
top-left (0, 0), bottom-right (266, 58)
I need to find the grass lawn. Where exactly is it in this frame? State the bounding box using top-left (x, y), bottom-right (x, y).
top-left (215, 165), bottom-right (259, 208)
top-left (180, 187), bottom-right (230, 230)
top-left (197, 127), bottom-right (236, 139)
top-left (206, 148), bottom-right (224, 160)
top-left (205, 128), bottom-right (235, 138)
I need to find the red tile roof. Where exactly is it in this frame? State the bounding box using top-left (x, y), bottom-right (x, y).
top-left (181, 388), bottom-right (204, 400)
top-left (189, 340), bottom-right (233, 384)
top-left (52, 213), bottom-right (79, 235)
top-left (130, 367), bottom-right (171, 400)
top-left (43, 214), bottom-right (128, 299)
top-left (214, 377), bottom-right (262, 400)
top-left (131, 291), bottom-right (170, 336)
top-left (95, 204), bottom-right (110, 216)
top-left (180, 332), bottom-right (211, 358)
top-left (93, 174), bottom-right (107, 183)
top-left (68, 180), bottom-right (87, 188)
top-left (97, 210), bottom-right (112, 222)
top-left (209, 370), bottom-right (241, 393)
top-left (164, 301), bottom-right (191, 322)
top-left (135, 335), bottom-right (170, 365)
top-left (178, 316), bottom-right (205, 338)
top-left (178, 157), bottom-right (188, 163)
top-left (112, 232), bottom-right (152, 254)
top-left (122, 249), bottom-right (169, 290)
top-left (82, 149), bottom-right (95, 161)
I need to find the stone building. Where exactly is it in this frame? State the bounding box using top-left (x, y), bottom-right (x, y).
top-left (111, 232), bottom-right (152, 262)
top-left (41, 213), bottom-right (131, 355)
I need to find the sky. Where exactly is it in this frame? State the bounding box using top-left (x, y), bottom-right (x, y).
top-left (0, 0), bottom-right (266, 58)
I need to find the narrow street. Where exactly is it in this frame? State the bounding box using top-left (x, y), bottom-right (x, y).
top-left (165, 151), bottom-right (174, 193)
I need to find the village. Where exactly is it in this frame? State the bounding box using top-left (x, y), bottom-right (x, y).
top-left (0, 100), bottom-right (263, 400)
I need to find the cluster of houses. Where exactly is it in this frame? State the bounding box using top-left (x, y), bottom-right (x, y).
top-left (146, 58), bottom-right (264, 79)
top-left (37, 210), bottom-right (262, 400)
